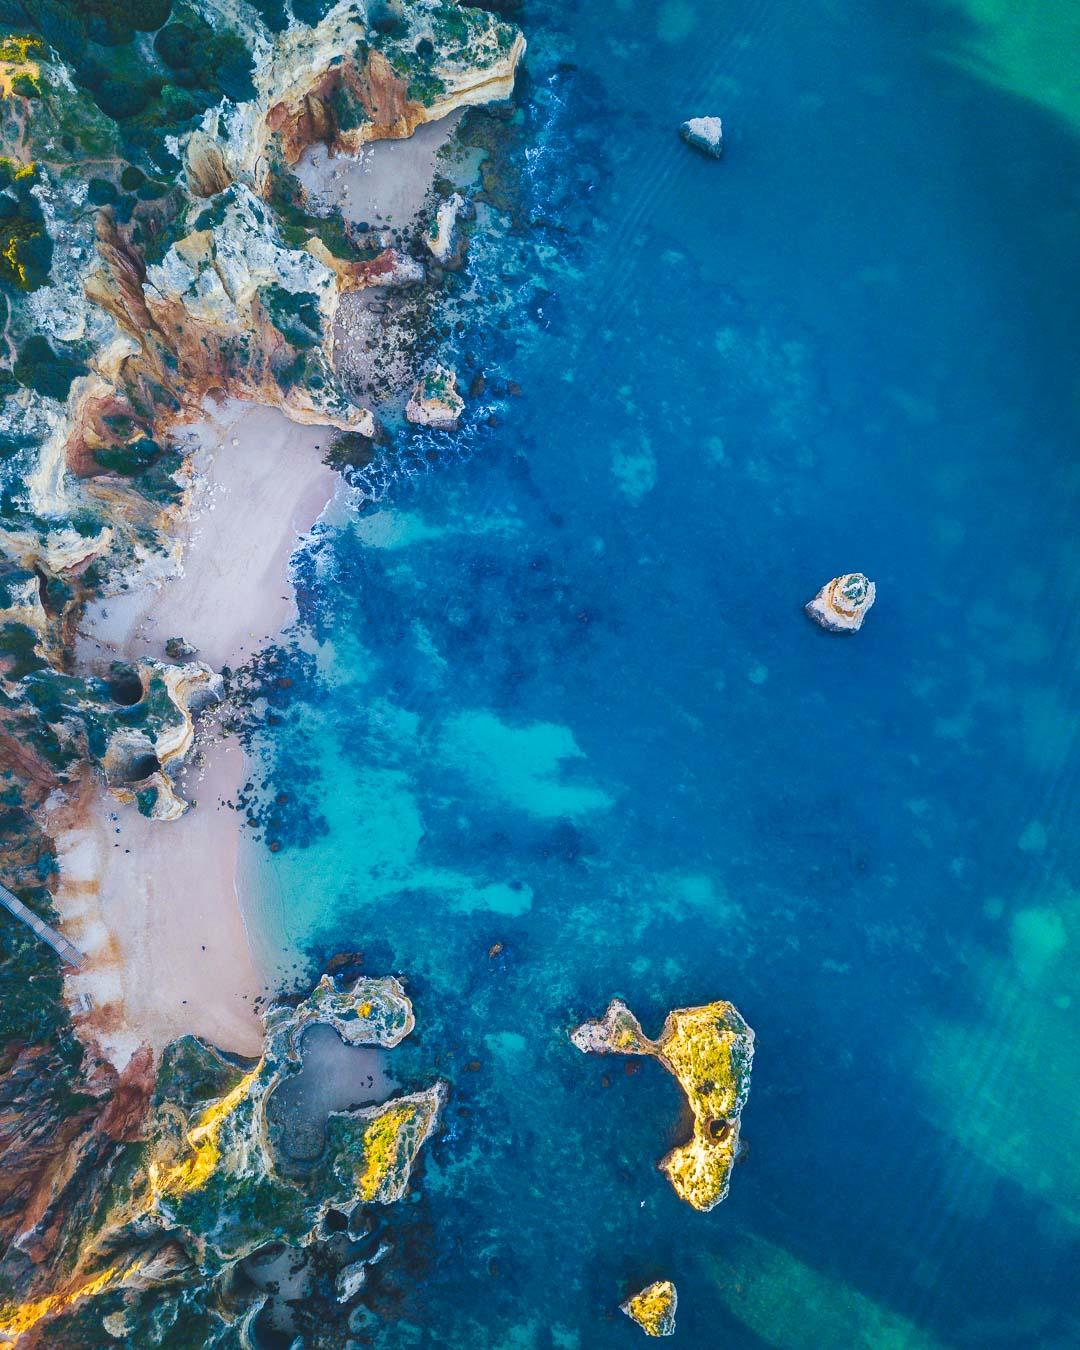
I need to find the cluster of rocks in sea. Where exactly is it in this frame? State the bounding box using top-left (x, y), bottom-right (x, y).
top-left (677, 116), bottom-right (880, 636)
top-left (406, 362), bottom-right (466, 429)
top-left (572, 997), bottom-right (754, 1332)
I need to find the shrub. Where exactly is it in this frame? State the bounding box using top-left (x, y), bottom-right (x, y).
top-left (13, 335), bottom-right (87, 401)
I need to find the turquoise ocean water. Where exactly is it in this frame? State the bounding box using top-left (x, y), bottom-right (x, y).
top-left (242, 1), bottom-right (1079, 1343)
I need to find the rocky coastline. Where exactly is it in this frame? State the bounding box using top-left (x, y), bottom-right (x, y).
top-left (0, 1), bottom-right (523, 1341)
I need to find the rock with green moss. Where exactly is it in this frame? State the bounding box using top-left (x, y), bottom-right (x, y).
top-left (406, 362), bottom-right (465, 429)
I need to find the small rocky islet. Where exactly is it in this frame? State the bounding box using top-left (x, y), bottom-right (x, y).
top-left (806, 571), bottom-right (877, 632)
top-left (572, 997), bottom-right (755, 1212)
top-left (621, 1279), bottom-right (678, 1337)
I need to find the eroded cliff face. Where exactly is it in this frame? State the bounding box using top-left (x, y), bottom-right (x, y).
top-left (193, 0), bottom-right (524, 183)
top-left (0, 974), bottom-right (446, 1347)
top-left (0, 0), bottom-right (523, 830)
top-left (3, 0), bottom-right (523, 586)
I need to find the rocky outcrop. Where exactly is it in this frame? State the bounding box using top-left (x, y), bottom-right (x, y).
top-left (680, 116), bottom-right (723, 158)
top-left (426, 191), bottom-right (466, 264)
top-left (196, 0), bottom-right (525, 185)
top-left (0, 973), bottom-right (446, 1344)
top-left (406, 363), bottom-right (465, 429)
top-left (805, 572), bottom-right (876, 632)
top-left (18, 659), bottom-right (221, 822)
top-left (571, 998), bottom-right (754, 1211)
top-left (1, 0), bottom-right (524, 593)
top-left (621, 1280), bottom-right (678, 1337)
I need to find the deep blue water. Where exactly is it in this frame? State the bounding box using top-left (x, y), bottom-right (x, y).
top-left (246, 1), bottom-right (1079, 1343)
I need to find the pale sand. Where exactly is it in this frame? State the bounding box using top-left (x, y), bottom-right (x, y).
top-left (77, 401), bottom-right (338, 672)
top-left (53, 742), bottom-right (264, 1066)
top-left (295, 110), bottom-right (463, 234)
top-left (53, 114), bottom-right (460, 1067)
top-left (54, 401), bottom-right (340, 1067)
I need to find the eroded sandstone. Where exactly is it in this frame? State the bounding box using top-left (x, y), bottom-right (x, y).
top-left (621, 1280), bottom-right (678, 1337)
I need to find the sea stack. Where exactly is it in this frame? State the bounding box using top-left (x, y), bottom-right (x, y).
top-left (621, 1281), bottom-right (678, 1337)
top-left (805, 573), bottom-right (876, 632)
top-left (406, 364), bottom-right (466, 430)
top-left (680, 116), bottom-right (723, 158)
top-left (571, 998), bottom-right (754, 1211)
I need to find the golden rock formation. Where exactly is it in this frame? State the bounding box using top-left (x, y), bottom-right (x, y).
top-left (571, 998), bottom-right (754, 1211)
top-left (621, 1279), bottom-right (678, 1337)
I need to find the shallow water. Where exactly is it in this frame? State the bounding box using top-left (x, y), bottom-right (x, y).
top-left (242, 0), bottom-right (1079, 1343)
top-left (265, 1023), bottom-right (398, 1166)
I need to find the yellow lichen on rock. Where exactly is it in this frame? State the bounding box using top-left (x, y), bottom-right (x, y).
top-left (149, 1064), bottom-right (262, 1202)
top-left (0, 1261), bottom-right (140, 1344)
top-left (350, 1085), bottom-right (446, 1204)
top-left (621, 1280), bottom-right (678, 1337)
top-left (0, 36), bottom-right (42, 97)
top-left (571, 998), bottom-right (754, 1211)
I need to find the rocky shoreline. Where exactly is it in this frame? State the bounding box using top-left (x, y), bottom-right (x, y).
top-left (0, 2), bottom-right (523, 1341)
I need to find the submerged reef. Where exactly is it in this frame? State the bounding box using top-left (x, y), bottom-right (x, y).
top-left (571, 999), bottom-right (754, 1211)
top-left (0, 973), bottom-right (445, 1346)
top-left (621, 1280), bottom-right (678, 1337)
top-left (805, 572), bottom-right (876, 632)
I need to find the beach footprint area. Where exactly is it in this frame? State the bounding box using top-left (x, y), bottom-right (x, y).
top-left (1, 1), bottom-right (1078, 1348)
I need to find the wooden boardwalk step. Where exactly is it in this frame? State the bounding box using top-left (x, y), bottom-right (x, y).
top-left (0, 882), bottom-right (85, 969)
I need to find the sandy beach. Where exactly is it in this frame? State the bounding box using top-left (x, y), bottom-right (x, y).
top-left (295, 110), bottom-right (462, 235)
top-left (52, 115), bottom-right (463, 1070)
top-left (76, 402), bottom-right (338, 674)
top-left (53, 401), bottom-right (339, 1066)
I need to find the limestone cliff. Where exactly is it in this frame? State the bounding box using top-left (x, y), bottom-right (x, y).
top-left (0, 2), bottom-right (523, 1332)
top-left (0, 0), bottom-right (524, 831)
top-left (0, 974), bottom-right (446, 1346)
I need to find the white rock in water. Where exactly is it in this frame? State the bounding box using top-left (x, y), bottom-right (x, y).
top-left (406, 364), bottom-right (465, 431)
top-left (426, 192), bottom-right (465, 264)
top-left (805, 573), bottom-right (876, 632)
top-left (680, 116), bottom-right (724, 158)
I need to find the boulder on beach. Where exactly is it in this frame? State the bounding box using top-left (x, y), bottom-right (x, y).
top-left (805, 572), bottom-right (876, 632)
top-left (680, 116), bottom-right (723, 158)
